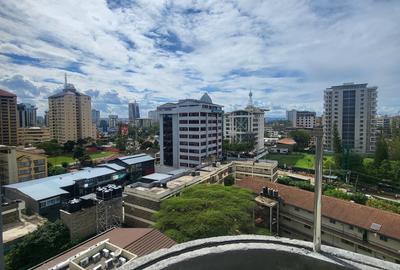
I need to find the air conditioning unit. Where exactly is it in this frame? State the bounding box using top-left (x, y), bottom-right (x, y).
top-left (80, 257), bottom-right (89, 267)
top-left (92, 252), bottom-right (101, 263)
top-left (102, 248), bottom-right (110, 258)
top-left (105, 258), bottom-right (113, 269)
top-left (119, 257), bottom-right (127, 266)
top-left (93, 264), bottom-right (102, 270)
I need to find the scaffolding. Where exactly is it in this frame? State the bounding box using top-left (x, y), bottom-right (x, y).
top-left (96, 196), bottom-right (123, 234)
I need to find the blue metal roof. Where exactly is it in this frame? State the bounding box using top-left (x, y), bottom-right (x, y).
top-left (4, 167), bottom-right (116, 201)
top-left (97, 163), bottom-right (125, 171)
top-left (119, 155), bottom-right (154, 165)
top-left (142, 173), bottom-right (171, 182)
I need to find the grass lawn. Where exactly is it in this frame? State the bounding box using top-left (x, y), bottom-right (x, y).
top-left (48, 155), bottom-right (74, 166)
top-left (48, 151), bottom-right (115, 166)
top-left (263, 152), bottom-right (335, 169)
top-left (89, 151), bottom-right (116, 159)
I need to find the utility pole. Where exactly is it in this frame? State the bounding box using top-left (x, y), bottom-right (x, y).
top-left (0, 183), bottom-right (4, 270)
top-left (312, 127), bottom-right (324, 253)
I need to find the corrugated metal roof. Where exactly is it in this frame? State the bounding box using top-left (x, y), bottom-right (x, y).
top-left (119, 153), bottom-right (147, 160)
top-left (4, 167), bottom-right (116, 201)
top-left (97, 163), bottom-right (125, 171)
top-left (142, 173), bottom-right (171, 182)
top-left (120, 155), bottom-right (154, 165)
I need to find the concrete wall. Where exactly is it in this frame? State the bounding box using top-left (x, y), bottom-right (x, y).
top-left (60, 207), bottom-right (96, 241)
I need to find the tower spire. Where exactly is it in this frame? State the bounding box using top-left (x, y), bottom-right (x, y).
top-left (64, 73), bottom-right (67, 88)
top-left (248, 90), bottom-right (253, 107)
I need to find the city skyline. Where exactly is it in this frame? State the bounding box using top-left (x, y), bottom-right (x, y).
top-left (0, 1), bottom-right (399, 118)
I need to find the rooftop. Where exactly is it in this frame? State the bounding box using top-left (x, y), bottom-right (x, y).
top-left (34, 228), bottom-right (176, 270)
top-left (116, 153), bottom-right (154, 165)
top-left (236, 177), bottom-right (400, 241)
top-left (0, 88), bottom-right (16, 97)
top-left (4, 167), bottom-right (118, 201)
top-left (277, 137), bottom-right (297, 145)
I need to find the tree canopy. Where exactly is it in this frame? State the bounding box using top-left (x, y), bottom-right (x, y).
top-left (5, 220), bottom-right (71, 270)
top-left (332, 124), bottom-right (342, 154)
top-left (288, 129), bottom-right (310, 150)
top-left (375, 136), bottom-right (389, 166)
top-left (154, 184), bottom-right (256, 243)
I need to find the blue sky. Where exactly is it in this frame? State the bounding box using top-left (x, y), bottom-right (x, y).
top-left (0, 0), bottom-right (399, 118)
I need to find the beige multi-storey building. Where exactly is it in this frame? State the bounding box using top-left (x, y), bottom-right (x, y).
top-left (0, 89), bottom-right (17, 146)
top-left (18, 127), bottom-right (51, 145)
top-left (48, 75), bottom-right (92, 144)
top-left (237, 178), bottom-right (400, 264)
top-left (0, 146), bottom-right (47, 185)
top-left (286, 110), bottom-right (317, 129)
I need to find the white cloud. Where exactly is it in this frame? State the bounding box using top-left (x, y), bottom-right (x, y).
top-left (0, 0), bottom-right (399, 118)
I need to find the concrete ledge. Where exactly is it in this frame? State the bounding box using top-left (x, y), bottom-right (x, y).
top-left (120, 235), bottom-right (399, 270)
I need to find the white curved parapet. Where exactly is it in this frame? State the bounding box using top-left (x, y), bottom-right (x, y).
top-left (119, 235), bottom-right (399, 270)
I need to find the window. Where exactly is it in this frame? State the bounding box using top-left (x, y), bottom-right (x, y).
top-left (379, 235), bottom-right (388, 242)
top-left (39, 197), bottom-right (60, 208)
top-left (349, 225), bottom-right (354, 230)
top-left (329, 218), bottom-right (336, 224)
top-left (304, 225), bottom-right (311, 230)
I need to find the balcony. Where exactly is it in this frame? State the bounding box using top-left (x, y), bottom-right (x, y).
top-left (121, 235), bottom-right (398, 270)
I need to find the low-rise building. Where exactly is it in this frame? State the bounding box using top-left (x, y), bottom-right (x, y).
top-left (0, 145), bottom-right (47, 185)
top-left (123, 161), bottom-right (277, 227)
top-left (269, 138), bottom-right (297, 154)
top-left (236, 177), bottom-right (400, 264)
top-left (33, 227), bottom-right (176, 270)
top-left (17, 127), bottom-right (51, 145)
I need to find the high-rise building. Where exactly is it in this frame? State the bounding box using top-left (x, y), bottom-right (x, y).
top-left (91, 109), bottom-right (100, 126)
top-left (286, 110), bottom-right (316, 129)
top-left (158, 93), bottom-right (223, 168)
top-left (324, 82), bottom-right (377, 153)
top-left (224, 91), bottom-right (266, 152)
top-left (148, 110), bottom-right (159, 123)
top-left (129, 101), bottom-right (140, 122)
top-left (48, 75), bottom-right (92, 144)
top-left (17, 103), bottom-right (37, 127)
top-left (108, 115), bottom-right (118, 129)
top-left (0, 89), bottom-right (17, 146)
top-left (44, 110), bottom-right (48, 127)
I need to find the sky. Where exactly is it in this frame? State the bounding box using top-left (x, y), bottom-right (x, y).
top-left (0, 0), bottom-right (399, 118)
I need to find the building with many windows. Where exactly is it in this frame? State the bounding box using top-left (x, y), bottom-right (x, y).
top-left (108, 114), bottom-right (118, 130)
top-left (17, 127), bottom-right (51, 145)
top-left (237, 177), bottom-right (400, 264)
top-left (17, 103), bottom-right (37, 127)
top-left (158, 93), bottom-right (223, 168)
top-left (286, 110), bottom-right (317, 129)
top-left (91, 109), bottom-right (100, 126)
top-left (324, 83), bottom-right (377, 153)
top-left (129, 101), bottom-right (140, 122)
top-left (224, 91), bottom-right (266, 152)
top-left (0, 89), bottom-right (17, 146)
top-left (48, 75), bottom-right (92, 144)
top-left (0, 146), bottom-right (47, 185)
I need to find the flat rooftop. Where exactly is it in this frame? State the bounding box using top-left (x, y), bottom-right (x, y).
top-left (3, 215), bottom-right (46, 244)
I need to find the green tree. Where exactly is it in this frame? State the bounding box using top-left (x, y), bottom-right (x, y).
top-left (36, 141), bottom-right (63, 156)
top-left (78, 153), bottom-right (93, 167)
top-left (5, 220), bottom-right (71, 270)
top-left (63, 140), bottom-right (75, 153)
top-left (388, 136), bottom-right (400, 161)
top-left (115, 136), bottom-right (127, 151)
top-left (73, 146), bottom-right (85, 159)
top-left (374, 136), bottom-right (389, 166)
top-left (332, 124), bottom-right (342, 154)
top-left (288, 129), bottom-right (311, 150)
top-left (61, 161), bottom-right (69, 168)
top-left (48, 163), bottom-right (67, 176)
top-left (223, 175), bottom-right (235, 186)
top-left (154, 185), bottom-right (256, 243)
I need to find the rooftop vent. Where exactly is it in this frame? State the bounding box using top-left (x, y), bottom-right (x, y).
top-left (370, 223), bottom-right (382, 232)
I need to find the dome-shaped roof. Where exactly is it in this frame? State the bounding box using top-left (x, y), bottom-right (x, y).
top-left (200, 93), bottom-right (212, 103)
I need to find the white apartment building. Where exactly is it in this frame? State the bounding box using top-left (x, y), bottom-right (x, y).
top-left (324, 83), bottom-right (377, 153)
top-left (108, 115), bottom-right (119, 129)
top-left (286, 110), bottom-right (316, 129)
top-left (48, 75), bottom-right (92, 144)
top-left (158, 93), bottom-right (223, 168)
top-left (224, 91), bottom-right (266, 152)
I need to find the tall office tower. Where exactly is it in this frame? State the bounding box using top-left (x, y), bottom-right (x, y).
top-left (17, 103), bottom-right (37, 127)
top-left (158, 93), bottom-right (223, 168)
top-left (91, 109), bottom-right (100, 126)
top-left (108, 115), bottom-right (118, 129)
top-left (324, 83), bottom-right (377, 153)
top-left (129, 101), bottom-right (140, 122)
top-left (0, 89), bottom-right (17, 146)
top-left (286, 110), bottom-right (316, 128)
top-left (48, 75), bottom-right (92, 144)
top-left (224, 91), bottom-right (266, 152)
top-left (44, 110), bottom-right (48, 127)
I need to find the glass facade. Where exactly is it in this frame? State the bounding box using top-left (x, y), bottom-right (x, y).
top-left (342, 90), bottom-right (356, 149)
top-left (162, 114), bottom-right (173, 166)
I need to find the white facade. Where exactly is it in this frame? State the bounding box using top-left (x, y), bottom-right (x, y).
top-left (108, 115), bottom-right (118, 129)
top-left (286, 110), bottom-right (316, 128)
top-left (158, 93), bottom-right (223, 168)
top-left (324, 83), bottom-right (377, 153)
top-left (224, 92), bottom-right (265, 152)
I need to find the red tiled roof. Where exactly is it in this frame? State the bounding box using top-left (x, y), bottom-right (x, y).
top-left (34, 228), bottom-right (176, 269)
top-left (0, 89), bottom-right (16, 97)
top-left (236, 177), bottom-right (400, 241)
top-left (277, 138), bottom-right (296, 145)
